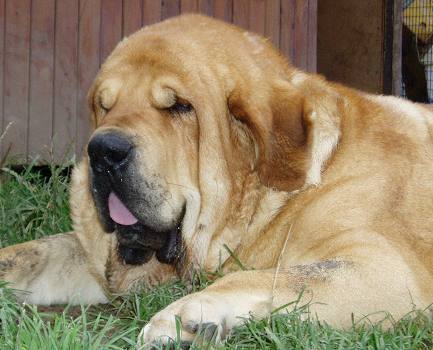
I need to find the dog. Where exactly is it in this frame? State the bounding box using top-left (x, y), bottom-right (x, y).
top-left (1, 14), bottom-right (433, 346)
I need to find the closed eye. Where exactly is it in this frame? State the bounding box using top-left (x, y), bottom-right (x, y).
top-left (95, 93), bottom-right (110, 117)
top-left (100, 104), bottom-right (110, 114)
top-left (168, 101), bottom-right (193, 114)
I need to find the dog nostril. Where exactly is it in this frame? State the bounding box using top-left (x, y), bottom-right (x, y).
top-left (88, 132), bottom-right (133, 170)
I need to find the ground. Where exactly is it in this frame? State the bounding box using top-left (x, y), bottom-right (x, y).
top-left (0, 164), bottom-right (432, 349)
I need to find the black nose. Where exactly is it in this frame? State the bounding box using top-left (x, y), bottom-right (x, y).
top-left (87, 132), bottom-right (133, 171)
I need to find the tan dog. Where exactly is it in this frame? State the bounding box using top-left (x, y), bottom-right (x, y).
top-left (1, 14), bottom-right (433, 346)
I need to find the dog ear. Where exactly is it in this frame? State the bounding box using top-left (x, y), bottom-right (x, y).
top-left (229, 73), bottom-right (341, 192)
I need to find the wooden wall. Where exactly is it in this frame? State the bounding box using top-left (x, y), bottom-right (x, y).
top-left (0, 0), bottom-right (317, 164)
top-left (317, 0), bottom-right (386, 94)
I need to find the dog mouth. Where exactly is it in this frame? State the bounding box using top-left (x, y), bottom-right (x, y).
top-left (87, 132), bottom-right (185, 266)
top-left (103, 191), bottom-right (184, 266)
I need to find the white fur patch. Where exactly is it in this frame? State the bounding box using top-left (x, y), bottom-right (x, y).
top-left (291, 71), bottom-right (308, 86)
top-left (305, 111), bottom-right (340, 186)
top-left (367, 94), bottom-right (433, 140)
top-left (24, 270), bottom-right (108, 306)
top-left (243, 32), bottom-right (264, 54)
top-left (368, 95), bottom-right (425, 123)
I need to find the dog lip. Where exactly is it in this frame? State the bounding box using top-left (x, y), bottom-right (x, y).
top-left (114, 204), bottom-right (185, 265)
top-left (155, 205), bottom-right (185, 264)
top-left (90, 164), bottom-right (185, 265)
top-left (155, 222), bottom-right (182, 264)
top-left (116, 221), bottom-right (166, 250)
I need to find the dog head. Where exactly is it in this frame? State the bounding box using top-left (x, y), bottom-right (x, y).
top-left (83, 15), bottom-right (341, 276)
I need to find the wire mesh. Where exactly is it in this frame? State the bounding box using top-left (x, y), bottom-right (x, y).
top-left (402, 0), bottom-right (433, 102)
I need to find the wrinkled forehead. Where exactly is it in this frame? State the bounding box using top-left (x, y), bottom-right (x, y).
top-left (107, 32), bottom-right (199, 76)
top-left (90, 17), bottom-right (264, 109)
top-left (93, 53), bottom-right (196, 112)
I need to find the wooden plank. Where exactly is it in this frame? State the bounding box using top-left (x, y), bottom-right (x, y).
top-left (76, 0), bottom-right (101, 157)
top-left (213, 0), bottom-right (232, 22)
top-left (293, 0), bottom-right (308, 70)
top-left (317, 0), bottom-right (384, 94)
top-left (249, 0), bottom-right (265, 35)
top-left (28, 0), bottom-right (55, 161)
top-left (233, 0), bottom-right (249, 30)
top-left (0, 0), bottom-right (5, 157)
top-left (280, 0), bottom-right (295, 61)
top-left (53, 0), bottom-right (78, 162)
top-left (199, 0), bottom-right (214, 16)
top-left (100, 0), bottom-right (122, 62)
top-left (3, 0), bottom-right (31, 162)
top-left (306, 0), bottom-right (317, 72)
top-left (0, 0), bottom-right (317, 163)
top-left (181, 0), bottom-right (199, 13)
top-left (162, 0), bottom-right (180, 20)
top-left (392, 0), bottom-right (403, 96)
top-left (123, 0), bottom-right (143, 37)
top-left (143, 0), bottom-right (162, 25)
top-left (265, 0), bottom-right (280, 47)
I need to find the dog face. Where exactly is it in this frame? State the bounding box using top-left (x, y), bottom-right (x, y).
top-left (86, 16), bottom-right (262, 271)
top-left (87, 65), bottom-right (199, 266)
top-left (84, 15), bottom-right (338, 276)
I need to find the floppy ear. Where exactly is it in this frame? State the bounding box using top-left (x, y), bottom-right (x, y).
top-left (229, 73), bottom-right (341, 192)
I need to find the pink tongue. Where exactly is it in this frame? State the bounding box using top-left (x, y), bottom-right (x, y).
top-left (108, 192), bottom-right (138, 226)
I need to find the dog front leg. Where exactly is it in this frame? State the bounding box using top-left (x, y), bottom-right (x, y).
top-left (0, 232), bottom-right (109, 305)
top-left (139, 255), bottom-right (425, 347)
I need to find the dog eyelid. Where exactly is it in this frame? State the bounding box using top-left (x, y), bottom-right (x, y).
top-left (96, 89), bottom-right (117, 115)
top-left (167, 99), bottom-right (193, 115)
top-left (93, 94), bottom-right (106, 115)
top-left (100, 103), bottom-right (110, 113)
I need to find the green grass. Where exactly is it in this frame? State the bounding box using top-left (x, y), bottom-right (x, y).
top-left (0, 164), bottom-right (71, 248)
top-left (1, 164), bottom-right (433, 349)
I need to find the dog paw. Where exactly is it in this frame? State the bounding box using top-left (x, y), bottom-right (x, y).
top-left (137, 292), bottom-right (233, 349)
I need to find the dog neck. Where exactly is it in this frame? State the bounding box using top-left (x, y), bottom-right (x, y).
top-left (203, 173), bottom-right (292, 272)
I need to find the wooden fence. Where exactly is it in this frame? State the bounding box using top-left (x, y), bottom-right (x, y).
top-left (0, 0), bottom-right (317, 163)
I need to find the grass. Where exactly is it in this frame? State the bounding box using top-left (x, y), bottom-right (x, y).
top-left (1, 164), bottom-right (433, 349)
top-left (0, 163), bottom-right (71, 248)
